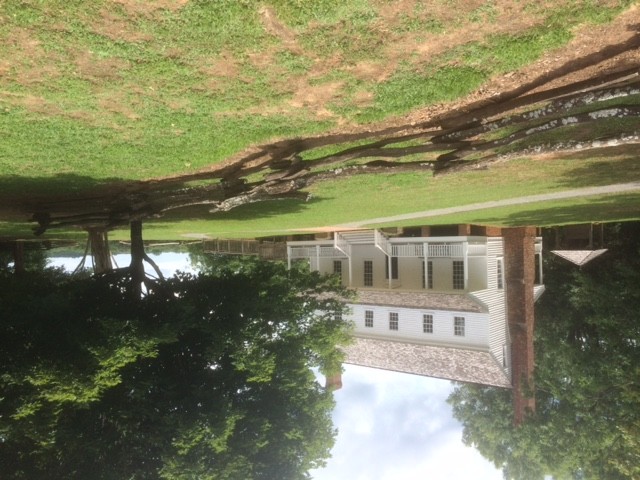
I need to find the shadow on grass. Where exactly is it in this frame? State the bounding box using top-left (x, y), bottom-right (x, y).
top-left (160, 195), bottom-right (325, 222)
top-left (0, 169), bottom-right (333, 238)
top-left (0, 174), bottom-right (129, 202)
top-left (553, 145), bottom-right (640, 189)
top-left (0, 220), bottom-right (91, 241)
top-left (473, 193), bottom-right (640, 226)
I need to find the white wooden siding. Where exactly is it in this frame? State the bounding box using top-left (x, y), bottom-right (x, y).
top-left (430, 258), bottom-right (454, 291)
top-left (467, 256), bottom-right (488, 291)
top-left (396, 257), bottom-right (424, 290)
top-left (349, 246), bottom-right (387, 288)
top-left (290, 235), bottom-right (493, 293)
top-left (348, 304), bottom-right (489, 349)
top-left (486, 238), bottom-right (504, 290)
top-left (470, 237), bottom-right (510, 379)
top-left (313, 257), bottom-right (344, 278)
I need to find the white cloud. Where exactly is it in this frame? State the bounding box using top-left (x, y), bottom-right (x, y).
top-left (312, 365), bottom-right (501, 480)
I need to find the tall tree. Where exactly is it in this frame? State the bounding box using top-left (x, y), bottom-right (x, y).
top-left (0, 251), bottom-right (352, 479)
top-left (448, 223), bottom-right (640, 479)
top-left (0, 240), bottom-right (49, 274)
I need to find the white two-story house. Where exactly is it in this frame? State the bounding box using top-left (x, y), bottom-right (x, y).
top-left (287, 228), bottom-right (544, 388)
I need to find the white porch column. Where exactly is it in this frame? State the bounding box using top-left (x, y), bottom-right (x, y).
top-left (287, 246), bottom-right (291, 270)
top-left (463, 241), bottom-right (469, 290)
top-left (538, 252), bottom-right (543, 284)
top-left (348, 256), bottom-right (353, 287)
top-left (387, 254), bottom-right (392, 289)
top-left (423, 242), bottom-right (429, 289)
top-left (315, 245), bottom-right (320, 272)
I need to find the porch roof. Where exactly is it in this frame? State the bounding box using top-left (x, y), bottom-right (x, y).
top-left (353, 289), bottom-right (485, 313)
top-left (551, 249), bottom-right (607, 266)
top-left (344, 337), bottom-right (511, 388)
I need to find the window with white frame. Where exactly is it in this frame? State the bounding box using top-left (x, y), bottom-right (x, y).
top-left (452, 261), bottom-right (464, 290)
top-left (423, 314), bottom-right (433, 333)
top-left (385, 256), bottom-right (399, 280)
top-left (365, 310), bottom-right (374, 328)
top-left (389, 312), bottom-right (399, 331)
top-left (364, 260), bottom-right (373, 286)
top-left (496, 258), bottom-right (504, 289)
top-left (454, 316), bottom-right (465, 336)
top-left (333, 260), bottom-right (342, 277)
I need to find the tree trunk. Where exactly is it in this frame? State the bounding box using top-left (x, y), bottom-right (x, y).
top-left (129, 220), bottom-right (146, 298)
top-left (88, 229), bottom-right (113, 274)
top-left (12, 241), bottom-right (25, 275)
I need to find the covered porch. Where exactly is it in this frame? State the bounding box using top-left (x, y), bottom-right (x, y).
top-left (287, 230), bottom-right (492, 292)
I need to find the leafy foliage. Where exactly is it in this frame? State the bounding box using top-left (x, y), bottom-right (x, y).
top-left (0, 257), bottom-right (352, 479)
top-left (448, 222), bottom-right (640, 479)
top-left (0, 243), bottom-right (49, 273)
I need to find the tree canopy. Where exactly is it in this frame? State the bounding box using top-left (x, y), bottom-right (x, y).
top-left (0, 252), bottom-right (353, 479)
top-left (448, 222), bottom-right (640, 479)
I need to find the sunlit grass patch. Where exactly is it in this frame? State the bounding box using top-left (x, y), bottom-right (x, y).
top-left (351, 65), bottom-right (487, 122)
top-left (0, 0), bottom-right (636, 207)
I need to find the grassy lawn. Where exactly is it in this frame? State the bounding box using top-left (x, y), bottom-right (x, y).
top-left (2, 147), bottom-right (638, 241)
top-left (101, 145), bottom-right (639, 240)
top-left (1, 0), bottom-right (638, 239)
top-left (370, 192), bottom-right (640, 229)
top-left (2, 143), bottom-right (638, 241)
top-left (0, 1), bottom-right (635, 183)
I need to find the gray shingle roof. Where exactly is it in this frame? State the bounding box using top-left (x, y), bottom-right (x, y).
top-left (551, 249), bottom-right (607, 266)
top-left (343, 337), bottom-right (511, 388)
top-left (354, 289), bottom-right (485, 313)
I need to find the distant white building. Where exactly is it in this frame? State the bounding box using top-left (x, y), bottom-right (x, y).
top-left (287, 229), bottom-right (544, 387)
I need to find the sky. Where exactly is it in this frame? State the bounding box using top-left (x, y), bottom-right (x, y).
top-left (311, 365), bottom-right (502, 480)
top-left (48, 252), bottom-right (197, 279)
top-left (49, 252), bottom-right (502, 480)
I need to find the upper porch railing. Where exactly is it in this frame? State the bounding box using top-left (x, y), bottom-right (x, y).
top-left (204, 239), bottom-right (287, 259)
top-left (374, 230), bottom-right (391, 256)
top-left (535, 237), bottom-right (543, 254)
top-left (334, 232), bottom-right (352, 258)
top-left (429, 243), bottom-right (465, 258)
top-left (288, 232), bottom-right (489, 260)
top-left (288, 245), bottom-right (345, 259)
top-left (390, 240), bottom-right (486, 258)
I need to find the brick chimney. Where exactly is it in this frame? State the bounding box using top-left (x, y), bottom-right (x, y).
top-left (504, 227), bottom-right (536, 426)
top-left (325, 372), bottom-right (343, 392)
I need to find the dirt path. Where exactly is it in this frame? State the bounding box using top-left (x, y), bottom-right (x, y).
top-left (328, 182), bottom-right (640, 228)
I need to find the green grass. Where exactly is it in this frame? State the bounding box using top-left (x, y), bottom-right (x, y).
top-left (87, 148), bottom-right (639, 240)
top-left (300, 138), bottom-right (382, 161)
top-left (455, 28), bottom-right (572, 72)
top-left (0, 110), bottom-right (332, 193)
top-left (334, 1), bottom-right (633, 122)
top-left (270, 0), bottom-right (376, 27)
top-left (4, 146), bottom-right (638, 242)
top-left (1, 0), bottom-right (638, 239)
top-left (499, 117), bottom-right (640, 155)
top-left (375, 192), bottom-right (640, 228)
top-left (394, 14), bottom-right (444, 34)
top-left (348, 65), bottom-right (488, 123)
top-left (467, 3), bottom-right (499, 24)
top-left (339, 22), bottom-right (572, 122)
top-left (1, 0), bottom-right (634, 185)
